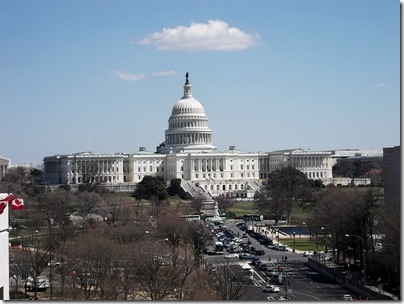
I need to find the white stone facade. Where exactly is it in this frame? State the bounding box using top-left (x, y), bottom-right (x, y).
top-left (0, 157), bottom-right (10, 180)
top-left (43, 74), bottom-right (334, 197)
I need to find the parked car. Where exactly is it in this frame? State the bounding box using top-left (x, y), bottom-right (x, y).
top-left (263, 285), bottom-right (280, 293)
top-left (239, 253), bottom-right (252, 260)
top-left (48, 260), bottom-right (61, 267)
top-left (254, 249), bottom-right (265, 256)
top-left (341, 294), bottom-right (353, 300)
top-left (24, 276), bottom-right (50, 292)
top-left (224, 253), bottom-right (239, 259)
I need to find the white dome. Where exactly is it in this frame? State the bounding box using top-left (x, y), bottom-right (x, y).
top-left (159, 72), bottom-right (216, 154)
top-left (171, 97), bottom-right (205, 115)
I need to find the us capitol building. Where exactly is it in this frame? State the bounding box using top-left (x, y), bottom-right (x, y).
top-left (43, 73), bottom-right (333, 199)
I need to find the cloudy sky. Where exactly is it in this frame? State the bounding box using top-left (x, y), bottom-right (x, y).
top-left (0, 0), bottom-right (400, 166)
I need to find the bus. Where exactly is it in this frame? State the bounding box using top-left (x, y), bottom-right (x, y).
top-left (180, 214), bottom-right (201, 221)
top-left (243, 214), bottom-right (263, 222)
top-left (239, 262), bottom-right (254, 279)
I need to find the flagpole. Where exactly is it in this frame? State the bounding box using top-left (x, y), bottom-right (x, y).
top-left (48, 209), bottom-right (53, 300)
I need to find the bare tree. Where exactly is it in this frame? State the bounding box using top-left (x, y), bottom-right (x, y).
top-left (76, 160), bottom-right (104, 192)
top-left (75, 191), bottom-right (104, 218)
top-left (190, 194), bottom-right (204, 215)
top-left (148, 195), bottom-right (169, 218)
top-left (9, 250), bottom-right (31, 293)
top-left (210, 261), bottom-right (252, 300)
top-left (257, 167), bottom-right (312, 222)
top-left (19, 233), bottom-right (50, 300)
top-left (133, 241), bottom-right (177, 300)
top-left (37, 189), bottom-right (75, 228)
top-left (255, 190), bottom-right (288, 225)
top-left (65, 232), bottom-right (118, 300)
top-left (157, 214), bottom-right (188, 267)
top-left (216, 196), bottom-right (235, 216)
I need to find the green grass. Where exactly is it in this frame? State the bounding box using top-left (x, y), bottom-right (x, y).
top-left (278, 237), bottom-right (325, 252)
top-left (228, 202), bottom-right (260, 218)
top-left (228, 202), bottom-right (311, 221)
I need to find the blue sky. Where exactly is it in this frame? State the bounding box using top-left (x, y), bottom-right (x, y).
top-left (0, 0), bottom-right (400, 166)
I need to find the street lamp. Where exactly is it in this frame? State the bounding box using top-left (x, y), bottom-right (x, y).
top-left (345, 234), bottom-right (366, 286)
top-left (316, 227), bottom-right (324, 252)
top-left (292, 232), bottom-right (296, 253)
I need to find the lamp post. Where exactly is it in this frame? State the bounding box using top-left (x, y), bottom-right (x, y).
top-left (315, 227), bottom-right (324, 262)
top-left (345, 234), bottom-right (366, 286)
top-left (292, 232), bottom-right (296, 253)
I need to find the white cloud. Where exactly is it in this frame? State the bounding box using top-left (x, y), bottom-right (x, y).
top-left (152, 70), bottom-right (177, 76)
top-left (139, 20), bottom-right (258, 51)
top-left (375, 82), bottom-right (386, 88)
top-left (113, 71), bottom-right (146, 81)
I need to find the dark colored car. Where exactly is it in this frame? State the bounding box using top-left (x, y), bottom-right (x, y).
top-left (254, 250), bottom-right (265, 256)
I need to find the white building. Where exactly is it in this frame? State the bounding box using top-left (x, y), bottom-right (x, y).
top-left (0, 194), bottom-right (10, 300)
top-left (0, 157), bottom-right (10, 180)
top-left (43, 74), bottom-right (333, 198)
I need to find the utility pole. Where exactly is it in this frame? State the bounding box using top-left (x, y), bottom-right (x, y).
top-left (48, 210), bottom-right (53, 300)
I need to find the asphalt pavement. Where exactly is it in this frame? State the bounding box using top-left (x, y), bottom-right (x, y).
top-left (209, 221), bottom-right (363, 301)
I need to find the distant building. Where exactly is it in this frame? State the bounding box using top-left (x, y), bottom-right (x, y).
top-left (383, 146), bottom-right (401, 202)
top-left (43, 74), bottom-right (334, 197)
top-left (328, 148), bottom-right (383, 167)
top-left (0, 157), bottom-right (10, 180)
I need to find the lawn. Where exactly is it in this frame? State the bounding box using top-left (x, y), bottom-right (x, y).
top-left (228, 201), bottom-right (311, 222)
top-left (278, 237), bottom-right (325, 252)
top-left (228, 202), bottom-right (260, 218)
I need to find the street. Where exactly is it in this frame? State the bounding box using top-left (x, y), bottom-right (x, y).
top-left (203, 221), bottom-right (361, 301)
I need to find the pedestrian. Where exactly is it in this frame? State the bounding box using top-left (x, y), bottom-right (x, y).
top-left (277, 257), bottom-right (279, 262)
top-left (285, 256), bottom-right (287, 262)
top-left (268, 256), bottom-right (271, 262)
top-left (281, 256), bottom-right (284, 261)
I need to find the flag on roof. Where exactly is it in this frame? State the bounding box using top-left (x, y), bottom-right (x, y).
top-left (0, 193), bottom-right (24, 214)
top-left (11, 198), bottom-right (24, 210)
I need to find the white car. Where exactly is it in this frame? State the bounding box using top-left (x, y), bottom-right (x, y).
top-left (341, 294), bottom-right (353, 300)
top-left (303, 251), bottom-right (314, 257)
top-left (263, 285), bottom-right (280, 293)
top-left (224, 253), bottom-right (239, 259)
